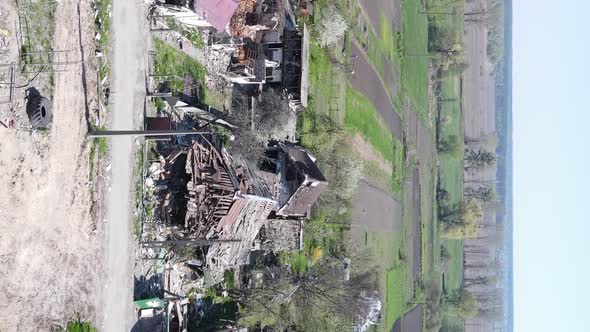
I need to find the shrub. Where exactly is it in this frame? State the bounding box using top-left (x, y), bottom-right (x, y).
top-left (316, 6), bottom-right (347, 47)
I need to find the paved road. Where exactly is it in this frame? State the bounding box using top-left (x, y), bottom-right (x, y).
top-left (102, 0), bottom-right (148, 330)
top-left (349, 40), bottom-right (402, 140)
top-left (352, 180), bottom-right (403, 232)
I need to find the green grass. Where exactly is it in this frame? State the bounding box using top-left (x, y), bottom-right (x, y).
top-left (153, 38), bottom-right (206, 97)
top-left (437, 72), bottom-right (464, 294)
top-left (203, 87), bottom-right (227, 110)
top-left (308, 42), bottom-right (346, 120)
top-left (385, 266), bottom-right (409, 328)
top-left (345, 86), bottom-right (403, 194)
top-left (96, 0), bottom-right (112, 82)
top-left (96, 0), bottom-right (111, 49)
top-left (401, 0), bottom-right (430, 119)
top-left (345, 87), bottom-right (395, 162)
top-left (442, 240), bottom-right (463, 292)
top-left (67, 321), bottom-right (97, 332)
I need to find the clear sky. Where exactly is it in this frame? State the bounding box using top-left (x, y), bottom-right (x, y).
top-left (514, 0), bottom-right (590, 331)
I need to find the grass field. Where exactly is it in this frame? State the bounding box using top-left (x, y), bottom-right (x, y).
top-left (438, 75), bottom-right (464, 294)
top-left (385, 266), bottom-right (409, 328)
top-left (345, 87), bottom-right (404, 194)
top-left (152, 38), bottom-right (226, 109)
top-left (402, 0), bottom-right (430, 119)
top-left (308, 41), bottom-right (347, 121)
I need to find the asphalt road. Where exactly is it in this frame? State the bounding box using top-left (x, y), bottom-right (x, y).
top-left (102, 0), bottom-right (148, 330)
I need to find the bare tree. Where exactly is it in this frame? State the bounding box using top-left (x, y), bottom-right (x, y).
top-left (465, 185), bottom-right (497, 203)
top-left (464, 275), bottom-right (497, 289)
top-left (464, 149), bottom-right (496, 170)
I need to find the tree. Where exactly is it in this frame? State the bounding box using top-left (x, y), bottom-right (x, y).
top-left (443, 289), bottom-right (478, 319)
top-left (464, 275), bottom-right (497, 289)
top-left (464, 149), bottom-right (496, 170)
top-left (428, 26), bottom-right (464, 69)
top-left (441, 199), bottom-right (483, 239)
top-left (464, 185), bottom-right (497, 203)
top-left (298, 110), bottom-right (343, 152)
top-left (254, 89), bottom-right (294, 141)
top-left (318, 148), bottom-right (363, 215)
top-left (437, 134), bottom-right (461, 156)
top-left (234, 264), bottom-right (376, 330)
top-left (464, 2), bottom-right (504, 27)
top-left (316, 5), bottom-right (347, 47)
top-left (464, 131), bottom-right (498, 145)
top-left (227, 129), bottom-right (267, 165)
top-left (227, 88), bottom-right (293, 164)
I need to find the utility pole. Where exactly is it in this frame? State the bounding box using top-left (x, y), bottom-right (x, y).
top-left (88, 129), bottom-right (211, 138)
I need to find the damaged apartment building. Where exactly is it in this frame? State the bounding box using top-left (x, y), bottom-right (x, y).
top-left (143, 134), bottom-right (327, 285)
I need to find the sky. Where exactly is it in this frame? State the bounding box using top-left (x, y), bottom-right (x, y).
top-left (514, 0), bottom-right (590, 331)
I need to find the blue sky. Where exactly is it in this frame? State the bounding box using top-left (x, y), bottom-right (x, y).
top-left (514, 0), bottom-right (590, 331)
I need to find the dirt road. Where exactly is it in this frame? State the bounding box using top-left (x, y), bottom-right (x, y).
top-left (349, 41), bottom-right (402, 140)
top-left (0, 0), bottom-right (101, 330)
top-left (101, 0), bottom-right (148, 330)
top-left (352, 180), bottom-right (402, 232)
top-left (358, 0), bottom-right (402, 32)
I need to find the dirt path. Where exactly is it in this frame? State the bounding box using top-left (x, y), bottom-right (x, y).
top-left (0, 0), bottom-right (100, 330)
top-left (351, 180), bottom-right (402, 232)
top-left (358, 0), bottom-right (402, 32)
top-left (101, 0), bottom-right (148, 330)
top-left (349, 40), bottom-right (402, 140)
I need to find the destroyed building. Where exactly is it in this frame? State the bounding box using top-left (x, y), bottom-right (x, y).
top-left (265, 143), bottom-right (329, 218)
top-left (145, 135), bottom-right (326, 283)
top-left (221, 0), bottom-right (287, 85)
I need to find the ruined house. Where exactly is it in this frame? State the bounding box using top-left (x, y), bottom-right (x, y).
top-left (146, 135), bottom-right (326, 283)
top-left (270, 143), bottom-right (328, 218)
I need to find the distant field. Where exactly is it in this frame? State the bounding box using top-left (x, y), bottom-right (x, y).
top-left (438, 75), bottom-right (465, 293)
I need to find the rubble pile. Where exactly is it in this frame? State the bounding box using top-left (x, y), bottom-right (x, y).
top-left (150, 137), bottom-right (239, 239)
top-left (229, 0), bottom-right (258, 37)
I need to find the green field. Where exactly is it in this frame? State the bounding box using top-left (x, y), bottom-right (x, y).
top-left (385, 266), bottom-right (409, 328)
top-left (345, 87), bottom-right (404, 194)
top-left (437, 76), bottom-right (464, 294)
top-left (152, 38), bottom-right (225, 109)
top-left (402, 0), bottom-right (430, 119)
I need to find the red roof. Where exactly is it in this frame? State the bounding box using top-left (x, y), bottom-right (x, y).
top-left (194, 0), bottom-right (239, 32)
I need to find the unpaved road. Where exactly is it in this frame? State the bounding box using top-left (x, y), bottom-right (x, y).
top-left (358, 0), bottom-right (401, 32)
top-left (101, 0), bottom-right (148, 330)
top-left (0, 0), bottom-right (101, 330)
top-left (352, 180), bottom-right (402, 232)
top-left (349, 40), bottom-right (402, 140)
